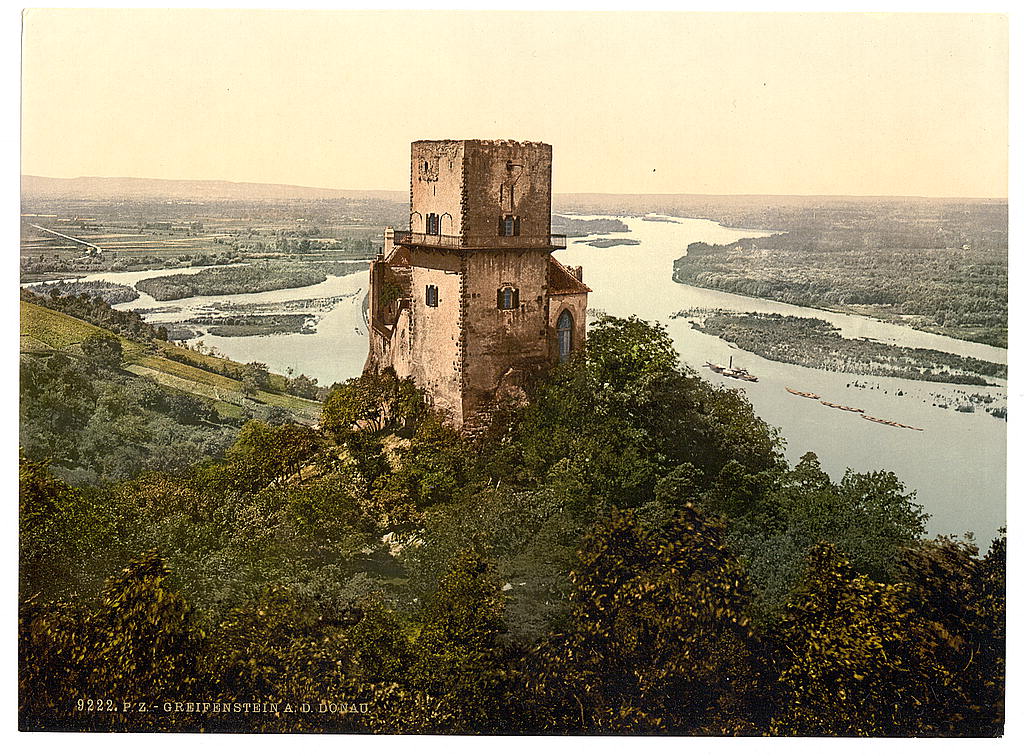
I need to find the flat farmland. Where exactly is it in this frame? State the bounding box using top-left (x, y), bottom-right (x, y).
top-left (19, 194), bottom-right (396, 281)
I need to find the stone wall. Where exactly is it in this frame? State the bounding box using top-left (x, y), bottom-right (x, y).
top-left (408, 139), bottom-right (553, 248)
top-left (461, 248), bottom-right (551, 416)
top-left (463, 141), bottom-right (552, 247)
top-left (410, 141), bottom-right (465, 236)
top-left (365, 251), bottom-right (463, 423)
top-left (404, 252), bottom-right (464, 422)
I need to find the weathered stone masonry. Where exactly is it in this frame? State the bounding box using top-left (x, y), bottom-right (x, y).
top-left (364, 139), bottom-right (589, 429)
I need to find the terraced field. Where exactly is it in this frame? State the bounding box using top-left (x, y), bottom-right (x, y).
top-left (20, 301), bottom-right (144, 359)
top-left (20, 301), bottom-right (320, 421)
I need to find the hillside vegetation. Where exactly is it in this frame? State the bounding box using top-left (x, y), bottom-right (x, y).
top-left (19, 314), bottom-right (1004, 735)
top-left (20, 299), bottom-right (320, 483)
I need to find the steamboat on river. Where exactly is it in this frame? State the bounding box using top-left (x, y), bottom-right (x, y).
top-left (705, 356), bottom-right (758, 382)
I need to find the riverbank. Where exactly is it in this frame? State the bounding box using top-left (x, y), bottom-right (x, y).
top-left (551, 213), bottom-right (1005, 545)
top-left (676, 309), bottom-right (1006, 386)
top-left (574, 238), bottom-right (641, 248)
top-left (135, 261), bottom-right (369, 301)
top-left (189, 313), bottom-right (316, 337)
top-left (672, 225), bottom-right (1008, 348)
top-left (25, 279), bottom-right (140, 305)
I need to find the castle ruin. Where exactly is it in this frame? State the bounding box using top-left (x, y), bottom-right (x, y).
top-left (364, 139), bottom-right (589, 428)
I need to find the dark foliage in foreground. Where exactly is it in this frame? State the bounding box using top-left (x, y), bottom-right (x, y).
top-left (19, 316), bottom-right (1004, 735)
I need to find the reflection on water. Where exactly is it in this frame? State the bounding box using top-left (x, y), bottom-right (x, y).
top-left (104, 217), bottom-right (1005, 544)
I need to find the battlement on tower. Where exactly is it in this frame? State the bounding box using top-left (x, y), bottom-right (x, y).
top-left (408, 140), bottom-right (556, 249)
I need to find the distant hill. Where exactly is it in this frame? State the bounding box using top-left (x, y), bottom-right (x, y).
top-left (552, 192), bottom-right (1006, 212)
top-left (24, 176), bottom-right (1006, 207)
top-left (21, 175), bottom-right (408, 202)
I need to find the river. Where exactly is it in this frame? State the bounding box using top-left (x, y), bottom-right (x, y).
top-left (555, 215), bottom-right (1006, 545)
top-left (75, 215), bottom-right (1005, 544)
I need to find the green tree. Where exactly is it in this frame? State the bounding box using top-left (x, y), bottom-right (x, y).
top-left (19, 455), bottom-right (113, 598)
top-left (321, 371), bottom-right (425, 440)
top-left (20, 552), bottom-right (206, 731)
top-left (20, 354), bottom-right (97, 466)
top-left (80, 333), bottom-right (124, 369)
top-left (225, 420), bottom-right (321, 491)
top-left (724, 452), bottom-right (928, 615)
top-left (527, 506), bottom-right (763, 734)
top-left (238, 361), bottom-right (271, 391)
top-left (203, 585), bottom-right (364, 733)
top-left (371, 414), bottom-right (469, 514)
top-left (286, 372), bottom-right (319, 399)
top-left (769, 542), bottom-right (965, 736)
top-left (509, 315), bottom-right (782, 508)
top-left (404, 549), bottom-right (517, 733)
top-left (892, 533), bottom-right (1005, 735)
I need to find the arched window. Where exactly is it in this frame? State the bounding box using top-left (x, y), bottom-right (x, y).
top-left (557, 309), bottom-right (574, 361)
top-left (425, 284), bottom-right (438, 307)
top-left (499, 214), bottom-right (520, 237)
top-left (425, 213), bottom-right (440, 235)
top-left (497, 286), bottom-right (519, 310)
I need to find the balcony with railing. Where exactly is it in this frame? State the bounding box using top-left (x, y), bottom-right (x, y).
top-left (391, 231), bottom-right (566, 250)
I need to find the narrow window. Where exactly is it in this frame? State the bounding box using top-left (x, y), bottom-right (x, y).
top-left (497, 286), bottom-right (519, 310)
top-left (425, 284), bottom-right (439, 307)
top-left (426, 213), bottom-right (440, 235)
top-left (501, 215), bottom-right (518, 237)
top-left (557, 310), bottom-right (574, 361)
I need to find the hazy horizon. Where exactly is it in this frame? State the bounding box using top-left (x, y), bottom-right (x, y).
top-left (22, 11), bottom-right (1007, 199)
top-left (20, 173), bottom-right (1009, 203)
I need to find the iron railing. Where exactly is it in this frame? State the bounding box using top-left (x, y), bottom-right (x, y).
top-left (392, 231), bottom-right (566, 249)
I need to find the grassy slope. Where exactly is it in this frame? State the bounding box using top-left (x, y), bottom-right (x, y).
top-left (20, 301), bottom-right (320, 419)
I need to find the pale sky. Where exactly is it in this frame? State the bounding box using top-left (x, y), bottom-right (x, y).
top-left (21, 10), bottom-right (1008, 197)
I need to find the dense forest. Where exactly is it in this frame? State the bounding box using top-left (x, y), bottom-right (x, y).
top-left (19, 312), bottom-right (1004, 735)
top-left (21, 287), bottom-right (168, 343)
top-left (551, 215), bottom-right (630, 237)
top-left (19, 330), bottom-right (270, 486)
top-left (673, 229), bottom-right (1008, 347)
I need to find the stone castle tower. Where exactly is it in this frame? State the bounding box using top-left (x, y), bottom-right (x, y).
top-left (364, 139), bottom-right (589, 428)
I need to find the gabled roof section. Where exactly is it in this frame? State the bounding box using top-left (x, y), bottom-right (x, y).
top-left (547, 256), bottom-right (591, 295)
top-left (385, 245), bottom-right (411, 265)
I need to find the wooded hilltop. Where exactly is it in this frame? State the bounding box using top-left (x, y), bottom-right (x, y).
top-left (19, 296), bottom-right (1005, 735)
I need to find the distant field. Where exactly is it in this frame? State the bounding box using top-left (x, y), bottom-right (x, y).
top-left (20, 220), bottom-right (234, 279)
